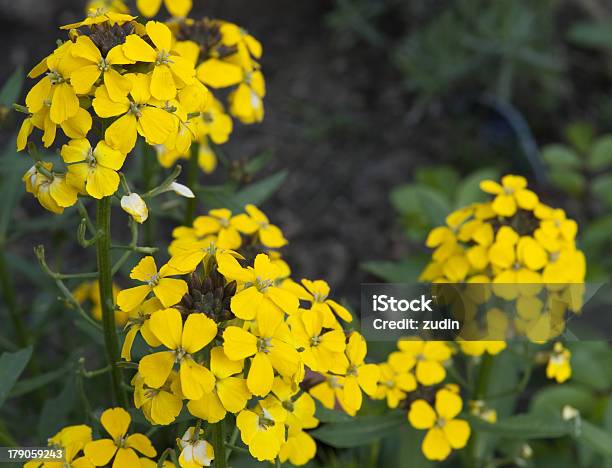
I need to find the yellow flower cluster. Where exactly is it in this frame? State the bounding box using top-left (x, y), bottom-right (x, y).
top-left (420, 174), bottom-right (586, 343)
top-left (112, 205), bottom-right (371, 464)
top-left (25, 409), bottom-right (157, 468)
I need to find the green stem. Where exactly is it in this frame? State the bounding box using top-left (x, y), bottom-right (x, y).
top-left (96, 197), bottom-right (127, 407)
top-left (211, 421), bottom-right (227, 468)
top-left (184, 143), bottom-right (199, 225)
top-left (467, 354), bottom-right (494, 468)
top-left (141, 141), bottom-right (157, 246)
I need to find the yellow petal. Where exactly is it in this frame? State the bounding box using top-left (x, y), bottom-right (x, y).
top-left (153, 277), bottom-right (187, 307)
top-left (442, 419), bottom-right (470, 449)
top-left (422, 427), bottom-right (451, 461)
top-left (435, 388), bottom-right (463, 420)
top-left (187, 391), bottom-right (226, 423)
top-left (138, 107), bottom-right (175, 145)
top-left (114, 447), bottom-right (139, 468)
top-left (165, 0), bottom-right (192, 17)
top-left (104, 69), bottom-right (133, 102)
top-left (151, 64), bottom-right (176, 100)
top-left (50, 83), bottom-right (79, 124)
top-left (123, 34), bottom-right (157, 62)
top-left (136, 0), bottom-right (162, 17)
top-left (101, 407), bottom-right (131, 439)
top-left (126, 434), bottom-right (156, 457)
top-left (105, 114), bottom-right (138, 154)
top-left (61, 108), bottom-right (92, 139)
top-left (84, 439), bottom-right (116, 466)
top-left (117, 285), bottom-right (151, 311)
top-left (70, 65), bottom-right (101, 94)
top-left (139, 351), bottom-right (175, 388)
top-left (223, 326), bottom-right (257, 360)
top-left (247, 353), bottom-right (274, 396)
top-left (230, 286), bottom-right (263, 320)
top-left (146, 21), bottom-right (172, 51)
top-left (148, 308), bottom-right (183, 349)
top-left (181, 313), bottom-right (217, 354)
top-left (196, 59), bottom-right (243, 88)
top-left (408, 400), bottom-right (436, 429)
top-left (217, 377), bottom-right (250, 413)
top-left (180, 358), bottom-right (215, 399)
top-left (86, 165), bottom-right (120, 199)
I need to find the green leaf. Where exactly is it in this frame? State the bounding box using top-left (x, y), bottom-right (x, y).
top-left (588, 136), bottom-right (612, 170)
top-left (592, 174), bottom-right (612, 209)
top-left (568, 22), bottom-right (612, 50)
top-left (567, 342), bottom-right (612, 392)
top-left (0, 149), bottom-right (30, 240)
top-left (549, 170), bottom-right (585, 196)
top-left (455, 167), bottom-right (499, 208)
top-left (468, 413), bottom-right (575, 439)
top-left (314, 401), bottom-right (352, 423)
top-left (244, 149), bottom-right (275, 175)
top-left (361, 257), bottom-right (427, 283)
top-left (414, 165), bottom-right (459, 200)
top-left (37, 374), bottom-right (77, 439)
top-left (565, 121), bottom-right (595, 154)
top-left (379, 424), bottom-right (434, 468)
top-left (576, 421), bottom-right (612, 458)
top-left (541, 144), bottom-right (582, 169)
top-left (0, 346), bottom-right (32, 407)
top-left (583, 215), bottom-right (612, 256)
top-left (0, 67), bottom-right (23, 107)
top-left (530, 384), bottom-right (596, 417)
top-left (9, 365), bottom-right (70, 398)
top-left (311, 412), bottom-right (405, 448)
top-left (390, 184), bottom-right (450, 226)
top-left (230, 170), bottom-right (288, 208)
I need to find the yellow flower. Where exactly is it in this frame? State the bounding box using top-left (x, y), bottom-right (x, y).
top-left (408, 388), bottom-right (471, 461)
top-left (469, 400), bottom-right (497, 423)
top-left (22, 163), bottom-right (78, 214)
top-left (178, 426), bottom-right (215, 468)
top-left (92, 75), bottom-right (175, 154)
top-left (137, 0), bottom-right (192, 18)
top-left (219, 22), bottom-right (263, 71)
top-left (192, 209), bottom-right (244, 250)
top-left (395, 337), bottom-right (451, 386)
top-left (480, 174), bottom-right (538, 217)
top-left (288, 308), bottom-right (346, 372)
top-left (123, 22), bottom-right (195, 101)
top-left (233, 204), bottom-right (287, 248)
top-left (334, 332), bottom-right (380, 416)
top-left (308, 374), bottom-right (345, 410)
top-left (25, 42), bottom-right (84, 125)
top-left (61, 139), bottom-right (127, 199)
top-left (73, 281), bottom-right (127, 326)
top-left (271, 377), bottom-right (318, 431)
top-left (117, 256), bottom-right (188, 310)
top-left (279, 427), bottom-right (317, 466)
top-left (61, 9), bottom-right (135, 29)
top-left (373, 357), bottom-right (417, 409)
top-left (284, 278), bottom-right (353, 328)
top-left (217, 253), bottom-right (298, 321)
top-left (546, 342), bottom-right (571, 383)
top-left (85, 0), bottom-right (130, 14)
top-left (223, 308), bottom-right (300, 396)
top-left (132, 371), bottom-right (183, 426)
top-left (121, 297), bottom-right (163, 361)
top-left (84, 408), bottom-right (156, 467)
top-left (228, 72), bottom-right (265, 124)
top-left (138, 308), bottom-right (217, 400)
top-left (69, 36), bottom-right (133, 100)
top-left (236, 401), bottom-right (286, 461)
top-left (457, 340), bottom-right (506, 357)
top-left (187, 346), bottom-right (251, 423)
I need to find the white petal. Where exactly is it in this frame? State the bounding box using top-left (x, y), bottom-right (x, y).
top-left (120, 193), bottom-right (149, 223)
top-left (170, 181), bottom-right (195, 198)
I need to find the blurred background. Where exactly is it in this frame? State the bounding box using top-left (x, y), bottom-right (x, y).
top-left (2, 0), bottom-right (612, 320)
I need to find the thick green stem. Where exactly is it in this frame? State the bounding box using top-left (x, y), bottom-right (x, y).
top-left (211, 421), bottom-right (227, 468)
top-left (96, 197), bottom-right (127, 407)
top-left (184, 143), bottom-right (199, 225)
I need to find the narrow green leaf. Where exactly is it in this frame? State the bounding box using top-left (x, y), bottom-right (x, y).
top-left (9, 365), bottom-right (70, 398)
top-left (0, 67), bottom-right (23, 107)
top-left (314, 401), bottom-right (352, 423)
top-left (37, 374), bottom-right (76, 439)
top-left (0, 346), bottom-right (32, 408)
top-left (311, 412), bottom-right (405, 448)
top-left (576, 421), bottom-right (612, 457)
top-left (230, 170), bottom-right (288, 208)
top-left (568, 22), bottom-right (612, 50)
top-left (468, 413), bottom-right (575, 439)
top-left (541, 144), bottom-right (582, 169)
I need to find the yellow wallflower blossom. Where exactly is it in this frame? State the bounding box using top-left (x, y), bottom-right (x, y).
top-left (138, 308), bottom-right (217, 400)
top-left (187, 346), bottom-right (250, 423)
top-left (271, 377), bottom-right (318, 431)
top-left (288, 308), bottom-right (346, 372)
top-left (92, 76), bottom-right (175, 154)
top-left (61, 9), bottom-right (135, 29)
top-left (235, 204), bottom-right (288, 248)
top-left (228, 71), bottom-right (265, 124)
top-left (123, 22), bottom-right (195, 101)
top-left (480, 174), bottom-right (538, 216)
top-left (61, 139), bottom-right (127, 199)
top-left (217, 253), bottom-right (298, 320)
top-left (132, 371), bottom-right (183, 426)
top-left (22, 163), bottom-right (78, 214)
top-left (373, 360), bottom-right (417, 409)
top-left (69, 36), bottom-right (133, 100)
top-left (308, 374), bottom-right (345, 410)
top-left (117, 256), bottom-right (188, 310)
top-left (546, 342), bottom-right (571, 383)
top-left (121, 297), bottom-right (163, 361)
top-left (84, 408), bottom-right (156, 467)
top-left (278, 427), bottom-right (317, 467)
top-left (178, 426), bottom-right (215, 468)
top-left (85, 0), bottom-right (130, 14)
top-left (191, 209), bottom-right (244, 250)
top-left (395, 338), bottom-right (451, 385)
top-left (236, 400), bottom-right (286, 461)
top-left (223, 308), bottom-right (300, 396)
top-left (284, 278), bottom-right (353, 328)
top-left (408, 388), bottom-right (471, 461)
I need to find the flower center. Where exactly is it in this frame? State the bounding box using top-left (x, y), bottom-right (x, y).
top-left (309, 335), bottom-right (321, 347)
top-left (156, 50), bottom-right (172, 66)
top-left (98, 58), bottom-right (110, 72)
top-left (347, 364), bottom-right (358, 376)
top-left (147, 273), bottom-right (160, 286)
top-left (48, 70), bottom-right (65, 85)
top-left (255, 277), bottom-right (273, 292)
top-left (436, 417), bottom-right (446, 428)
top-left (312, 292), bottom-right (326, 303)
top-left (175, 347), bottom-right (188, 362)
top-left (282, 399), bottom-right (294, 412)
top-left (257, 337), bottom-right (272, 353)
top-left (129, 102), bottom-right (143, 118)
